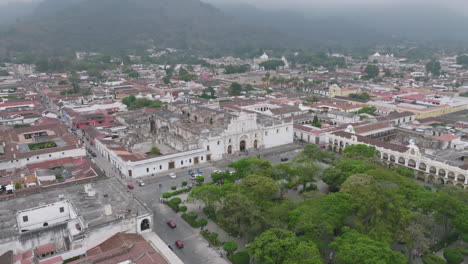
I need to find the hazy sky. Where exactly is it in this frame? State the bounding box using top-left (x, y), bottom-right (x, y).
top-left (1, 0), bottom-right (468, 13)
top-left (205, 0), bottom-right (468, 13)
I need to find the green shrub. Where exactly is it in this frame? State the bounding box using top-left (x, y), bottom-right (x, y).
top-left (203, 206), bottom-right (217, 220)
top-left (171, 186), bottom-right (177, 190)
top-left (63, 255), bottom-right (85, 264)
top-left (422, 254), bottom-right (447, 264)
top-left (179, 205), bottom-right (188, 212)
top-left (171, 188), bottom-right (190, 196)
top-left (162, 188), bottom-right (191, 199)
top-left (170, 197), bottom-right (182, 205)
top-left (285, 180), bottom-right (299, 189)
top-left (186, 211), bottom-right (198, 220)
top-left (454, 247), bottom-right (468, 255)
top-left (182, 213), bottom-right (200, 228)
top-left (201, 230), bottom-right (222, 246)
top-left (181, 181), bottom-right (188, 187)
top-left (223, 241), bottom-right (238, 255)
top-left (444, 248), bottom-right (464, 264)
top-left (197, 218), bottom-right (208, 228)
top-left (166, 201), bottom-right (179, 212)
top-left (229, 251), bottom-right (250, 264)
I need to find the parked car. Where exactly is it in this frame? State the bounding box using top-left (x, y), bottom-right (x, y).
top-left (175, 240), bottom-right (184, 249)
top-left (190, 174), bottom-right (198, 180)
top-left (213, 170), bottom-right (222, 174)
top-left (138, 180), bottom-right (145, 187)
top-left (127, 184), bottom-right (134, 190)
top-left (169, 173), bottom-right (177, 179)
top-left (167, 220), bottom-right (176, 228)
top-left (280, 157), bottom-right (289, 162)
top-left (188, 169), bottom-right (194, 175)
top-left (197, 168), bottom-right (203, 174)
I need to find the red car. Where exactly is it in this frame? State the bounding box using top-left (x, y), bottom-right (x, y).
top-left (127, 184), bottom-right (134, 190)
top-left (175, 240), bottom-right (184, 249)
top-left (167, 220), bottom-right (177, 228)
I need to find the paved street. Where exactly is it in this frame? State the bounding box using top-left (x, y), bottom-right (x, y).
top-left (39, 99), bottom-right (305, 264)
top-left (85, 141), bottom-right (304, 264)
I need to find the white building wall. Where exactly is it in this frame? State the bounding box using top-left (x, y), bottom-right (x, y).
top-left (95, 139), bottom-right (208, 178)
top-left (264, 124), bottom-right (293, 149)
top-left (16, 200), bottom-right (76, 231)
top-left (0, 148), bottom-right (86, 170)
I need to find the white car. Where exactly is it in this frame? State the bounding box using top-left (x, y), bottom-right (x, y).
top-left (169, 173), bottom-right (177, 179)
top-left (213, 170), bottom-right (222, 174)
top-left (138, 180), bottom-right (145, 187)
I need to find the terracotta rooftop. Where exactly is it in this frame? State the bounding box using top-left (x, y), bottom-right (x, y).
top-left (332, 130), bottom-right (409, 153)
top-left (434, 134), bottom-right (459, 142)
top-left (69, 233), bottom-right (168, 264)
top-left (36, 243), bottom-right (55, 255)
top-left (355, 122), bottom-right (393, 134)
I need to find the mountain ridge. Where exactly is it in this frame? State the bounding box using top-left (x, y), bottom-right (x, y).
top-left (0, 0), bottom-right (302, 56)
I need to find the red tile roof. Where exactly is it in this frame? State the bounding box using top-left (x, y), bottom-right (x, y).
top-left (434, 134), bottom-right (458, 142)
top-left (36, 243), bottom-right (55, 255)
top-left (69, 233), bottom-right (167, 264)
top-left (0, 100), bottom-right (40, 108)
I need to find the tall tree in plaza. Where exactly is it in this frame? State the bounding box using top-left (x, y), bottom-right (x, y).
top-left (330, 228), bottom-right (406, 264)
top-left (228, 82), bottom-right (243, 96)
top-left (426, 59), bottom-right (441, 76)
top-left (364, 64), bottom-right (379, 78)
top-left (249, 228), bottom-right (322, 264)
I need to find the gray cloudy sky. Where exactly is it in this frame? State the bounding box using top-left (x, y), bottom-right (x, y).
top-left (205, 0), bottom-right (468, 12)
top-left (1, 0), bottom-right (468, 13)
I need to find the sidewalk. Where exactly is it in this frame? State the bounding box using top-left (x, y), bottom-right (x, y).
top-left (179, 194), bottom-right (248, 252)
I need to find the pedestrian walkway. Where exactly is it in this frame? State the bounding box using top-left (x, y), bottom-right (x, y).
top-left (180, 194), bottom-right (248, 252)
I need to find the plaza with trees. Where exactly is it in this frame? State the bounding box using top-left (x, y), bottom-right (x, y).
top-left (169, 143), bottom-right (467, 263)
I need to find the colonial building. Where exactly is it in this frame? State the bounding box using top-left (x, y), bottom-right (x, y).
top-left (328, 125), bottom-right (467, 189)
top-left (0, 179), bottom-right (155, 261)
top-left (95, 103), bottom-right (293, 178)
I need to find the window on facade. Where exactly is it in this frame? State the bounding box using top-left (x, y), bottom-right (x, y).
top-left (159, 165), bottom-right (162, 170)
top-left (49, 154), bottom-right (51, 157)
top-left (59, 207), bottom-right (64, 213)
top-left (37, 156), bottom-right (39, 159)
top-left (265, 131), bottom-right (268, 136)
top-left (146, 168), bottom-right (149, 173)
top-left (207, 145), bottom-right (210, 151)
top-left (189, 159), bottom-right (192, 163)
top-left (276, 129), bottom-right (279, 133)
top-left (217, 141), bottom-right (220, 145)
top-left (229, 139), bottom-right (231, 143)
top-left (286, 127), bottom-right (289, 131)
top-left (255, 133), bottom-right (257, 138)
top-left (181, 161), bottom-right (184, 165)
top-left (201, 156), bottom-right (204, 161)
top-left (23, 216), bottom-right (28, 222)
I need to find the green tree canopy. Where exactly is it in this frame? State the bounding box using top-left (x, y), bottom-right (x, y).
top-left (426, 59), bottom-right (441, 76)
top-left (343, 144), bottom-right (377, 159)
top-left (229, 82), bottom-right (243, 96)
top-left (358, 106), bottom-right (377, 115)
top-left (330, 228), bottom-right (406, 264)
top-left (249, 228), bottom-right (322, 264)
top-left (223, 241), bottom-right (238, 256)
top-left (259, 60), bottom-right (285, 70)
top-left (365, 64), bottom-right (379, 78)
